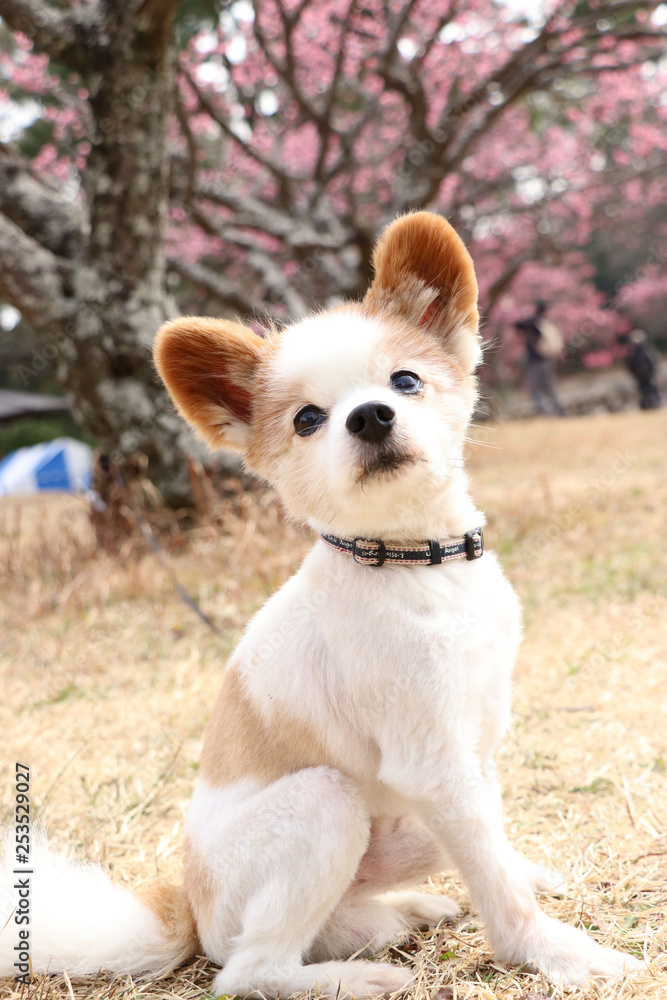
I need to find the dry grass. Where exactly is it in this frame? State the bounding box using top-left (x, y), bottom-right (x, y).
top-left (1, 409), bottom-right (666, 1000)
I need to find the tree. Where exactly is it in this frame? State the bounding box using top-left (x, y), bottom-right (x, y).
top-left (0, 0), bottom-right (665, 500)
top-left (0, 0), bottom-right (196, 503)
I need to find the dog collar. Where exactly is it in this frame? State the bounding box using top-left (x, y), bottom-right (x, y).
top-left (320, 528), bottom-right (484, 567)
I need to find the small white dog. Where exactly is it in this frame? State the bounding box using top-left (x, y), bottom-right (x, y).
top-left (0, 212), bottom-right (642, 995)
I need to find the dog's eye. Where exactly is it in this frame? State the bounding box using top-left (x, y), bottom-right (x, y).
top-left (390, 370), bottom-right (423, 394)
top-left (294, 405), bottom-right (327, 437)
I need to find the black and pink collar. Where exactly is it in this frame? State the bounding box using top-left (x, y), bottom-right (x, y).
top-left (320, 529), bottom-right (484, 567)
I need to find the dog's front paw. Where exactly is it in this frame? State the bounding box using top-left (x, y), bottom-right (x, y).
top-left (517, 914), bottom-right (644, 984)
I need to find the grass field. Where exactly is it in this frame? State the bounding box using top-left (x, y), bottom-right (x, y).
top-left (1, 409), bottom-right (666, 1000)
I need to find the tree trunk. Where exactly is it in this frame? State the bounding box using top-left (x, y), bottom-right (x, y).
top-left (0, 0), bottom-right (207, 505)
top-left (67, 0), bottom-right (191, 505)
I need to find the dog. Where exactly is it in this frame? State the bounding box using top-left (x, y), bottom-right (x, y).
top-left (0, 212), bottom-right (643, 995)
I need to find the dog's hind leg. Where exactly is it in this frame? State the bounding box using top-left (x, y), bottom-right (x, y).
top-left (187, 767), bottom-right (413, 999)
top-left (307, 814), bottom-right (459, 962)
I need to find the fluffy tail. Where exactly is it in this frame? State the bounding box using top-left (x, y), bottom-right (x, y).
top-left (0, 832), bottom-right (198, 978)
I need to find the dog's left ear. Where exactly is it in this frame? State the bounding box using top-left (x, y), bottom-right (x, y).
top-left (364, 212), bottom-right (481, 374)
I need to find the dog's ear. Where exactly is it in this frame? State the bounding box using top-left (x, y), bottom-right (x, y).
top-left (154, 317), bottom-right (266, 451)
top-left (364, 212), bottom-right (481, 373)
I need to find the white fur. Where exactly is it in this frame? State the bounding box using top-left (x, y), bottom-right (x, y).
top-left (0, 832), bottom-right (180, 977)
top-left (270, 311), bottom-right (387, 400)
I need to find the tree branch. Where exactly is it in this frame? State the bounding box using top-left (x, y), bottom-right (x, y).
top-left (245, 246), bottom-right (308, 317)
top-left (0, 213), bottom-right (74, 332)
top-left (195, 180), bottom-right (346, 251)
top-left (415, 5), bottom-right (460, 70)
top-left (173, 91), bottom-right (197, 209)
top-left (187, 203), bottom-right (309, 316)
top-left (484, 259), bottom-right (529, 315)
top-left (375, 0), bottom-right (430, 141)
top-left (311, 0), bottom-right (359, 189)
top-left (251, 0), bottom-right (325, 128)
top-left (0, 143), bottom-right (87, 258)
top-left (167, 256), bottom-right (256, 316)
top-left (182, 68), bottom-right (293, 204)
top-left (565, 0), bottom-right (663, 31)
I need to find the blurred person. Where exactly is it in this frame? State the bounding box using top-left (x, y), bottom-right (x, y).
top-left (617, 329), bottom-right (661, 410)
top-left (515, 301), bottom-right (566, 416)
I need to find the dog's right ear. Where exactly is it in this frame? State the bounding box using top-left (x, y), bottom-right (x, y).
top-left (153, 318), bottom-right (266, 451)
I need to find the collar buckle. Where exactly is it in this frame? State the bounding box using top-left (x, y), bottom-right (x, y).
top-left (465, 528), bottom-right (484, 560)
top-left (353, 538), bottom-right (387, 567)
top-left (428, 539), bottom-right (442, 565)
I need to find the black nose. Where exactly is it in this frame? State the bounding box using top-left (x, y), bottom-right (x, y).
top-left (346, 401), bottom-right (396, 443)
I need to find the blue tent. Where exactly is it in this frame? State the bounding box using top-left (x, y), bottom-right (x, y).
top-left (0, 437), bottom-right (92, 496)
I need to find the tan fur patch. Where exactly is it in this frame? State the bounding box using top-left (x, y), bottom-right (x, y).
top-left (200, 664), bottom-right (329, 787)
top-left (183, 839), bottom-right (215, 927)
top-left (137, 880), bottom-right (200, 966)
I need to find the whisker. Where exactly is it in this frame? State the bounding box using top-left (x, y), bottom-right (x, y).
top-left (464, 436), bottom-right (500, 450)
